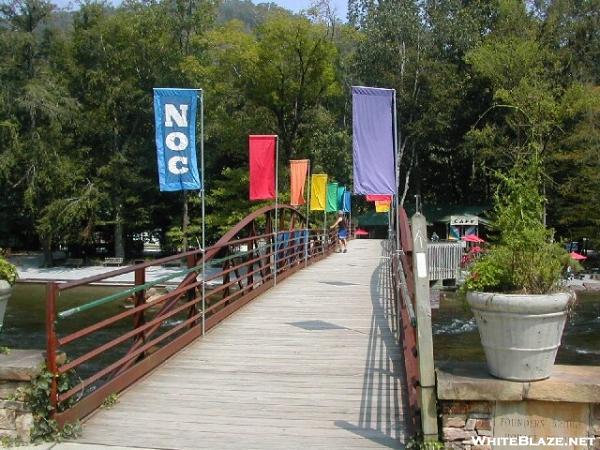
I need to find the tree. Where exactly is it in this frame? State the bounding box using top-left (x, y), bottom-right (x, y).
top-left (549, 85), bottom-right (600, 243)
top-left (68, 0), bottom-right (217, 256)
top-left (247, 13), bottom-right (340, 160)
top-left (464, 0), bottom-right (600, 242)
top-left (350, 0), bottom-right (431, 205)
top-left (0, 0), bottom-right (92, 264)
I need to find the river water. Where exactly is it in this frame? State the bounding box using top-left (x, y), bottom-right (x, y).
top-left (433, 291), bottom-right (600, 365)
top-left (1, 284), bottom-right (599, 368)
top-left (1, 284), bottom-right (127, 351)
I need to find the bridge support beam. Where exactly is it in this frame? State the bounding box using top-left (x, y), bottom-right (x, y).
top-left (411, 213), bottom-right (439, 441)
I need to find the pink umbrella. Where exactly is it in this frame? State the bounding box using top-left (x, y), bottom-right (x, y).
top-left (462, 234), bottom-right (485, 243)
top-left (354, 229), bottom-right (369, 236)
top-left (569, 251), bottom-right (587, 261)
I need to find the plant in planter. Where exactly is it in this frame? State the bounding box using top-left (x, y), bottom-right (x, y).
top-left (463, 153), bottom-right (574, 381)
top-left (0, 252), bottom-right (18, 333)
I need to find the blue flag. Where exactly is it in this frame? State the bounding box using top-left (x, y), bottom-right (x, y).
top-left (343, 191), bottom-right (351, 213)
top-left (154, 88), bottom-right (202, 191)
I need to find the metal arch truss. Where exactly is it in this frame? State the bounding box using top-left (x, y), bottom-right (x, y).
top-left (46, 205), bottom-right (339, 426)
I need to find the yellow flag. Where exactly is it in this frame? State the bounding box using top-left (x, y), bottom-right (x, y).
top-left (310, 174), bottom-right (327, 211)
top-left (375, 200), bottom-right (390, 213)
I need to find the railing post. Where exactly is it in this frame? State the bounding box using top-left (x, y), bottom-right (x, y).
top-left (247, 239), bottom-right (255, 291)
top-left (273, 231), bottom-right (278, 286)
top-left (187, 254), bottom-right (199, 327)
top-left (45, 282), bottom-right (59, 417)
top-left (222, 257), bottom-right (231, 299)
top-left (134, 267), bottom-right (146, 358)
top-left (410, 213), bottom-right (438, 441)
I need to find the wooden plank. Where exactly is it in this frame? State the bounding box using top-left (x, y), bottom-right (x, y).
top-left (75, 240), bottom-right (408, 449)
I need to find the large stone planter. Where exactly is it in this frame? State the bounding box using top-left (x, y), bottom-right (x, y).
top-left (0, 280), bottom-right (12, 333)
top-left (467, 291), bottom-right (573, 381)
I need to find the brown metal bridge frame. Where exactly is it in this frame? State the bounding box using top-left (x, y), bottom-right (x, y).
top-left (391, 207), bottom-right (420, 431)
top-left (45, 205), bottom-right (340, 426)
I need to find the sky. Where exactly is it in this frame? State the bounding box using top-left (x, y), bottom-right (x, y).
top-left (266, 0), bottom-right (348, 20)
top-left (51, 0), bottom-right (349, 20)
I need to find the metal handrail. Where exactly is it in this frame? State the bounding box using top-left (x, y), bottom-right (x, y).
top-left (394, 249), bottom-right (416, 326)
top-left (56, 232), bottom-right (315, 320)
top-left (45, 204), bottom-right (342, 425)
top-left (388, 206), bottom-right (420, 434)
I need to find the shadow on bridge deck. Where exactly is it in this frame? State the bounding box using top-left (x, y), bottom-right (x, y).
top-left (334, 239), bottom-right (410, 448)
top-left (75, 239), bottom-right (409, 449)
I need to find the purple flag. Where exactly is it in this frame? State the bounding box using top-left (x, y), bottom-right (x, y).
top-left (352, 86), bottom-right (396, 195)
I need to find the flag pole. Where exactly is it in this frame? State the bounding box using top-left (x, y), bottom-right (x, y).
top-left (305, 161), bottom-right (311, 267)
top-left (199, 89), bottom-right (206, 336)
top-left (323, 209), bottom-right (329, 253)
top-left (393, 89), bottom-right (400, 253)
top-left (349, 191), bottom-right (352, 238)
top-left (274, 136), bottom-right (279, 286)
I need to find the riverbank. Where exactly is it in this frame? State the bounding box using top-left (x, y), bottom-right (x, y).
top-left (566, 275), bottom-right (600, 292)
top-left (10, 253), bottom-right (190, 286)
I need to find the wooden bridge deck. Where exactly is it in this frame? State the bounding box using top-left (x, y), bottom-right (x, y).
top-left (76, 239), bottom-right (409, 449)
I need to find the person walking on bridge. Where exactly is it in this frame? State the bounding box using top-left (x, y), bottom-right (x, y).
top-left (330, 211), bottom-right (348, 253)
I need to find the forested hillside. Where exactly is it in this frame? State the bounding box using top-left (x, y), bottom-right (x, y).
top-left (0, 0), bottom-right (598, 262)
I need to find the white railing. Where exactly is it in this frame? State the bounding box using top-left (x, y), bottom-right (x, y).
top-left (427, 241), bottom-right (463, 281)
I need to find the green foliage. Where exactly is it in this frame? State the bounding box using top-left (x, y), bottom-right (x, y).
top-left (465, 154), bottom-right (566, 294)
top-left (550, 85), bottom-right (600, 241)
top-left (249, 13), bottom-right (340, 160)
top-left (405, 435), bottom-right (444, 450)
top-left (1, 435), bottom-right (20, 447)
top-left (15, 363), bottom-right (81, 442)
top-left (101, 393), bottom-right (119, 409)
top-left (0, 255), bottom-right (18, 285)
top-left (205, 167), bottom-right (259, 240)
top-left (1, 0), bottom-right (599, 260)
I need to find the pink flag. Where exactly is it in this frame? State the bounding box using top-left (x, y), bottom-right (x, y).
top-left (249, 135), bottom-right (277, 200)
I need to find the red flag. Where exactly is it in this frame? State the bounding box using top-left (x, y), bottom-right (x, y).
top-left (366, 194), bottom-right (392, 202)
top-left (249, 135), bottom-right (277, 200)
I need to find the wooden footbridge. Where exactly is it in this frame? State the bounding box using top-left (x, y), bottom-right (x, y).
top-left (45, 206), bottom-right (443, 448)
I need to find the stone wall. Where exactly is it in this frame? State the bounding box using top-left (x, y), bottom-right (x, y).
top-left (441, 400), bottom-right (493, 450)
top-left (440, 400), bottom-right (600, 450)
top-left (594, 405), bottom-right (600, 450)
top-left (437, 363), bottom-right (600, 450)
top-left (0, 397), bottom-right (34, 443)
top-left (0, 350), bottom-right (43, 444)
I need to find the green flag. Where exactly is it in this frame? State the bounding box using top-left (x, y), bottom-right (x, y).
top-left (326, 182), bottom-right (338, 212)
top-left (337, 185), bottom-right (345, 210)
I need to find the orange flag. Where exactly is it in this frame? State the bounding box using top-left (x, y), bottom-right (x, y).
top-left (290, 160), bottom-right (309, 206)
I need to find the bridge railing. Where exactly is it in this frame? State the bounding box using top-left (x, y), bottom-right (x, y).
top-left (389, 208), bottom-right (418, 432)
top-left (46, 205), bottom-right (340, 426)
top-left (389, 208), bottom-right (438, 440)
